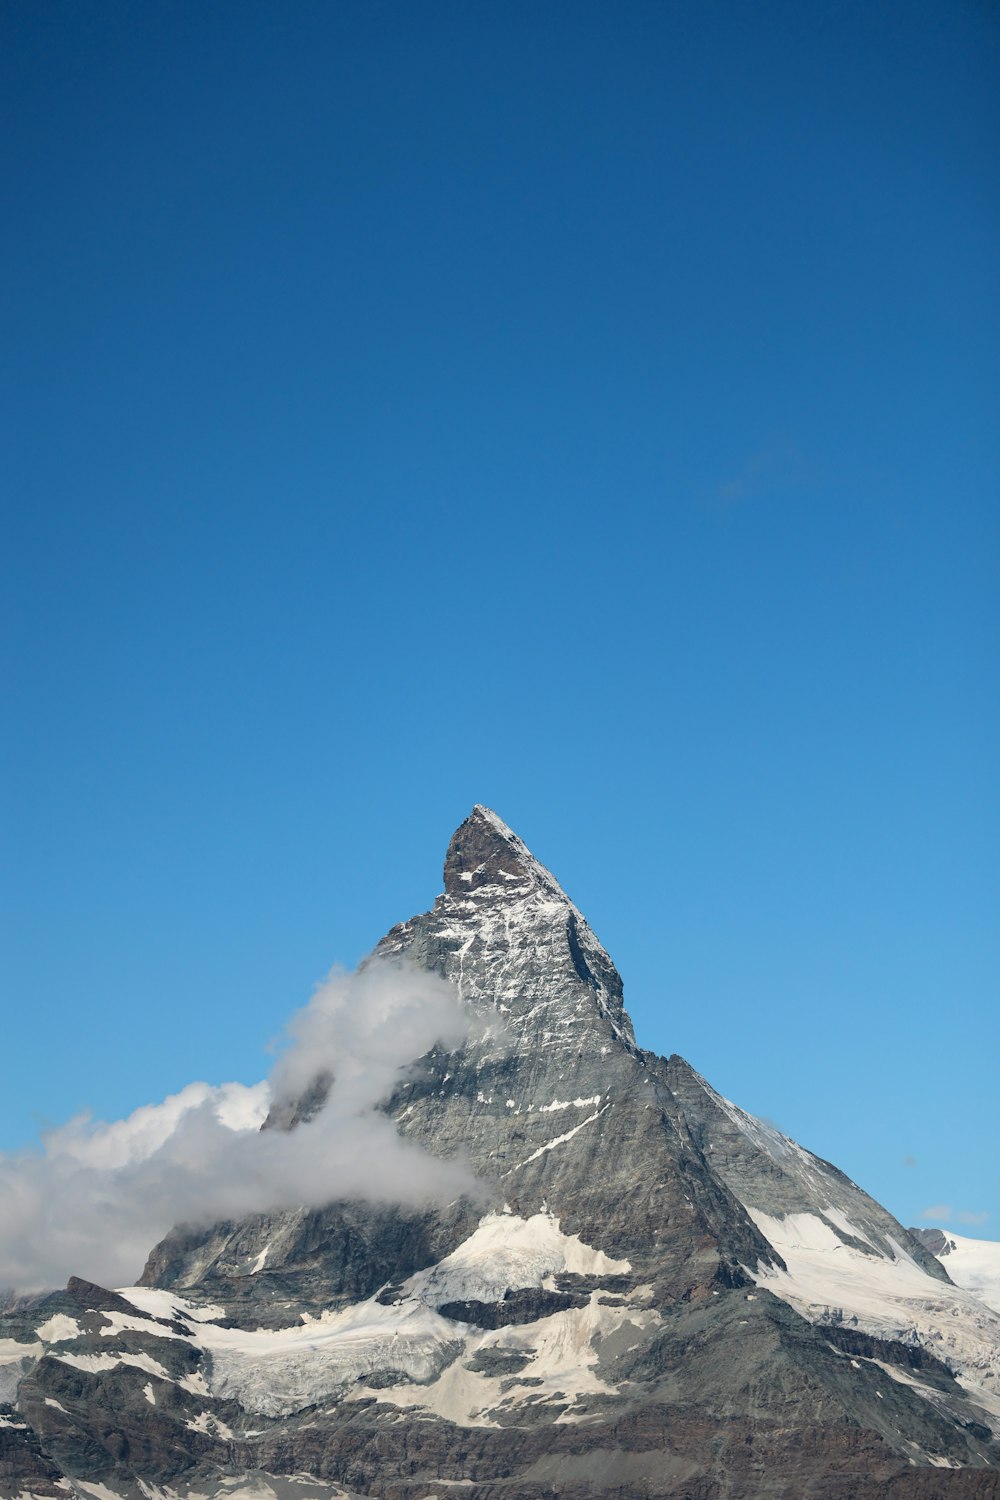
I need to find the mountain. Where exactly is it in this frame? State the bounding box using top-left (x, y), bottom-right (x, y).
top-left (2, 806), bottom-right (999, 1499)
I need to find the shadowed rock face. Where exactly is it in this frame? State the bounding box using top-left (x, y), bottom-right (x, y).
top-left (3, 807), bottom-right (999, 1499)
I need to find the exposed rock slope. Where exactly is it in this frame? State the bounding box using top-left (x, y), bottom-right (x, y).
top-left (2, 807), bottom-right (998, 1498)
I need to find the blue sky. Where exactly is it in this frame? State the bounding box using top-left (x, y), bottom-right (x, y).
top-left (3, 1), bottom-right (997, 1244)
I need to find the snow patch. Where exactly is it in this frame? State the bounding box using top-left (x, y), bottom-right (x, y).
top-left (118, 1287), bottom-right (227, 1323)
top-left (0, 1337), bottom-right (41, 1363)
top-left (98, 1310), bottom-right (186, 1341)
top-left (185, 1410), bottom-right (235, 1439)
top-left (35, 1314), bottom-right (83, 1343)
top-left (195, 1298), bottom-right (462, 1417)
top-left (404, 1210), bottom-right (629, 1305)
top-left (821, 1205), bottom-right (879, 1253)
top-left (55, 1350), bottom-right (174, 1382)
top-left (369, 1292), bottom-right (659, 1426)
top-left (507, 1104), bottom-right (610, 1171)
top-left (537, 1096), bottom-right (601, 1114)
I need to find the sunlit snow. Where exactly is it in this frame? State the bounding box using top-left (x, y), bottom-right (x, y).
top-left (745, 1207), bottom-right (1000, 1427)
top-left (926, 1232), bottom-right (1000, 1316)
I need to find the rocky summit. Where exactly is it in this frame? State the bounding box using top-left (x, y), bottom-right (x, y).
top-left (3, 806), bottom-right (999, 1499)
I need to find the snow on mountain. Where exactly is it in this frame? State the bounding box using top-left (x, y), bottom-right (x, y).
top-left (915, 1231), bottom-right (1000, 1317)
top-left (744, 1207), bottom-right (1000, 1416)
top-left (402, 1207), bottom-right (631, 1305)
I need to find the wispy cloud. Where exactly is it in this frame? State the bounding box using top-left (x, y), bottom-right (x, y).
top-left (709, 440), bottom-right (818, 510)
top-left (920, 1204), bottom-right (989, 1229)
top-left (0, 960), bottom-right (480, 1294)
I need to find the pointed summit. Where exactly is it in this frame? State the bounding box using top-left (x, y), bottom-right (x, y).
top-left (443, 805), bottom-right (563, 897)
top-left (380, 805), bottom-right (636, 1054)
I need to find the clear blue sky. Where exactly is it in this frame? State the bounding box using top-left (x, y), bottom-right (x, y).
top-left (3, 1), bottom-right (997, 1242)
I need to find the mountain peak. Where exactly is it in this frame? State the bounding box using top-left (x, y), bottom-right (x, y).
top-left (372, 805), bottom-right (636, 1056)
top-left (443, 805), bottom-right (564, 899)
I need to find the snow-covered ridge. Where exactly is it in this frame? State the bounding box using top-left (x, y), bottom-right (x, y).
top-left (678, 1063), bottom-right (953, 1283)
top-left (923, 1232), bottom-right (1000, 1316)
top-left (688, 1066), bottom-right (873, 1216)
top-left (744, 1207), bottom-right (1000, 1429)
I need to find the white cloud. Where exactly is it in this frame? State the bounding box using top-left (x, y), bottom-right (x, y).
top-left (0, 960), bottom-right (480, 1294)
top-left (920, 1205), bottom-right (989, 1230)
top-left (43, 1082), bottom-right (271, 1171)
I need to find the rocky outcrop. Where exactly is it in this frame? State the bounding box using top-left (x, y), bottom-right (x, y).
top-left (914, 1227), bottom-right (951, 1257)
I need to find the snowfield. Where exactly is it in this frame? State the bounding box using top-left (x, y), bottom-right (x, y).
top-left (113, 1210), bottom-right (640, 1421)
top-left (403, 1208), bottom-right (630, 1304)
top-left (926, 1231), bottom-right (1000, 1316)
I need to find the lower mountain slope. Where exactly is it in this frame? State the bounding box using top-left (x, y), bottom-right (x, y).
top-left (2, 807), bottom-right (998, 1499)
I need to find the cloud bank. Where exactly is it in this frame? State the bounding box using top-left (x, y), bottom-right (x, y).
top-left (0, 960), bottom-right (478, 1294)
top-left (920, 1204), bottom-right (990, 1229)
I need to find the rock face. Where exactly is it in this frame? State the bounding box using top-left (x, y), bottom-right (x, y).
top-left (2, 806), bottom-right (999, 1498)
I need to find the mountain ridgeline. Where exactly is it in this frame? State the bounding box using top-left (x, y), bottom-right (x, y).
top-left (2, 807), bottom-right (998, 1499)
